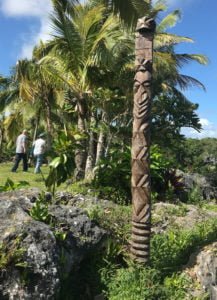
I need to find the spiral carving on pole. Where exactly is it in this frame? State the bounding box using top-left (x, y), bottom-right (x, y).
top-left (130, 16), bottom-right (156, 263)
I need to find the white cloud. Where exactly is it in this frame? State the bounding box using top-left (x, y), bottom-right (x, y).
top-left (0, 0), bottom-right (52, 17)
top-left (153, 0), bottom-right (196, 9)
top-left (199, 118), bottom-right (210, 127)
top-left (181, 118), bottom-right (217, 139)
top-left (0, 0), bottom-right (53, 59)
top-left (20, 17), bottom-right (52, 59)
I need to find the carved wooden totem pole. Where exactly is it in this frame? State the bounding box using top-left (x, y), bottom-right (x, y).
top-left (130, 16), bottom-right (156, 263)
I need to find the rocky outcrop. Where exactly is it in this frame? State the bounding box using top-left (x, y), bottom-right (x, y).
top-left (181, 172), bottom-right (217, 201)
top-left (195, 243), bottom-right (217, 299)
top-left (0, 189), bottom-right (105, 299)
top-left (185, 243), bottom-right (217, 300)
top-left (152, 202), bottom-right (217, 233)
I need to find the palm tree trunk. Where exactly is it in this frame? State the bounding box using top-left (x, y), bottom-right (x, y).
top-left (45, 99), bottom-right (53, 150)
top-left (74, 97), bottom-right (88, 180)
top-left (0, 123), bottom-right (4, 160)
top-left (95, 131), bottom-right (106, 165)
top-left (33, 108), bottom-right (41, 142)
top-left (95, 112), bottom-right (107, 165)
top-left (130, 17), bottom-right (156, 263)
top-left (85, 113), bottom-right (97, 180)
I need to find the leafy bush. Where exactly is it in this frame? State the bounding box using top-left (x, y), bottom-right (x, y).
top-left (187, 186), bottom-right (204, 204)
top-left (93, 144), bottom-right (185, 204)
top-left (93, 146), bottom-right (131, 204)
top-left (45, 131), bottom-right (76, 194)
top-left (151, 145), bottom-right (185, 202)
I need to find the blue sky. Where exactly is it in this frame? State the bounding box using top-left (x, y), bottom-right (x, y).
top-left (0, 0), bottom-right (216, 138)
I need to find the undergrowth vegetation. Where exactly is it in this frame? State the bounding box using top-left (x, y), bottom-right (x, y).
top-left (65, 202), bottom-right (216, 300)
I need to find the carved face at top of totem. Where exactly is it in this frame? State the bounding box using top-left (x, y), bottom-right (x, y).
top-left (136, 16), bottom-right (156, 33)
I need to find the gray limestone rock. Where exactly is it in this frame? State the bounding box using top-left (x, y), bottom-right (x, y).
top-left (194, 243), bottom-right (217, 299)
top-left (0, 190), bottom-right (105, 299)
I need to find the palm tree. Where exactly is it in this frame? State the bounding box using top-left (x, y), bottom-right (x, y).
top-left (153, 9), bottom-right (208, 96)
top-left (14, 58), bottom-right (65, 148)
top-left (37, 0), bottom-right (134, 179)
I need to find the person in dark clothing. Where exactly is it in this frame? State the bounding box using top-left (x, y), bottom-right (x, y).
top-left (11, 130), bottom-right (29, 172)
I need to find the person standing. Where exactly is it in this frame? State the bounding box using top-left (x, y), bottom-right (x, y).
top-left (11, 129), bottom-right (29, 172)
top-left (33, 133), bottom-right (46, 174)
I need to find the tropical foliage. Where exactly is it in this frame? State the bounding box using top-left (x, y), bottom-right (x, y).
top-left (0, 0), bottom-right (207, 184)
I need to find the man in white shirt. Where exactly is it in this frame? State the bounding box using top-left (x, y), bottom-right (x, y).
top-left (11, 130), bottom-right (29, 172)
top-left (33, 133), bottom-right (46, 174)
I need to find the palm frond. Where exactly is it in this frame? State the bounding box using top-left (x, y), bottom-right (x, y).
top-left (174, 54), bottom-right (209, 67)
top-left (157, 10), bottom-right (181, 32)
top-left (174, 74), bottom-right (206, 91)
top-left (0, 88), bottom-right (19, 112)
top-left (155, 33), bottom-right (193, 48)
top-left (102, 0), bottom-right (150, 28)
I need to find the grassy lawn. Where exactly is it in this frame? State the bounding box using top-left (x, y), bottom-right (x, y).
top-left (0, 162), bottom-right (50, 190)
top-left (0, 162), bottom-right (94, 195)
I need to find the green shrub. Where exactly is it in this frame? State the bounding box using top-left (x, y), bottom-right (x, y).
top-left (187, 187), bottom-right (204, 204)
top-left (105, 265), bottom-right (166, 300)
top-left (45, 131), bottom-right (76, 194)
top-left (93, 146), bottom-right (131, 204)
top-left (93, 144), bottom-right (184, 204)
top-left (151, 218), bottom-right (217, 273)
top-left (105, 265), bottom-right (205, 300)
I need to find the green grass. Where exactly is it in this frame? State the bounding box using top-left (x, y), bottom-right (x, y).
top-left (202, 203), bottom-right (217, 212)
top-left (0, 162), bottom-right (49, 190)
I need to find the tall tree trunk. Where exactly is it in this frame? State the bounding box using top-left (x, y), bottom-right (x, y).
top-left (0, 123), bottom-right (4, 160)
top-left (95, 130), bottom-right (106, 165)
top-left (85, 113), bottom-right (97, 180)
top-left (74, 97), bottom-right (88, 180)
top-left (33, 108), bottom-right (41, 142)
top-left (95, 112), bottom-right (107, 165)
top-left (130, 17), bottom-right (156, 264)
top-left (45, 98), bottom-right (53, 150)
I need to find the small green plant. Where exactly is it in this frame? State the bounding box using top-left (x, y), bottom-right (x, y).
top-left (0, 178), bottom-right (29, 192)
top-left (84, 204), bottom-right (104, 221)
top-left (54, 230), bottom-right (67, 242)
top-left (0, 234), bottom-right (27, 270)
top-left (30, 193), bottom-right (51, 223)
